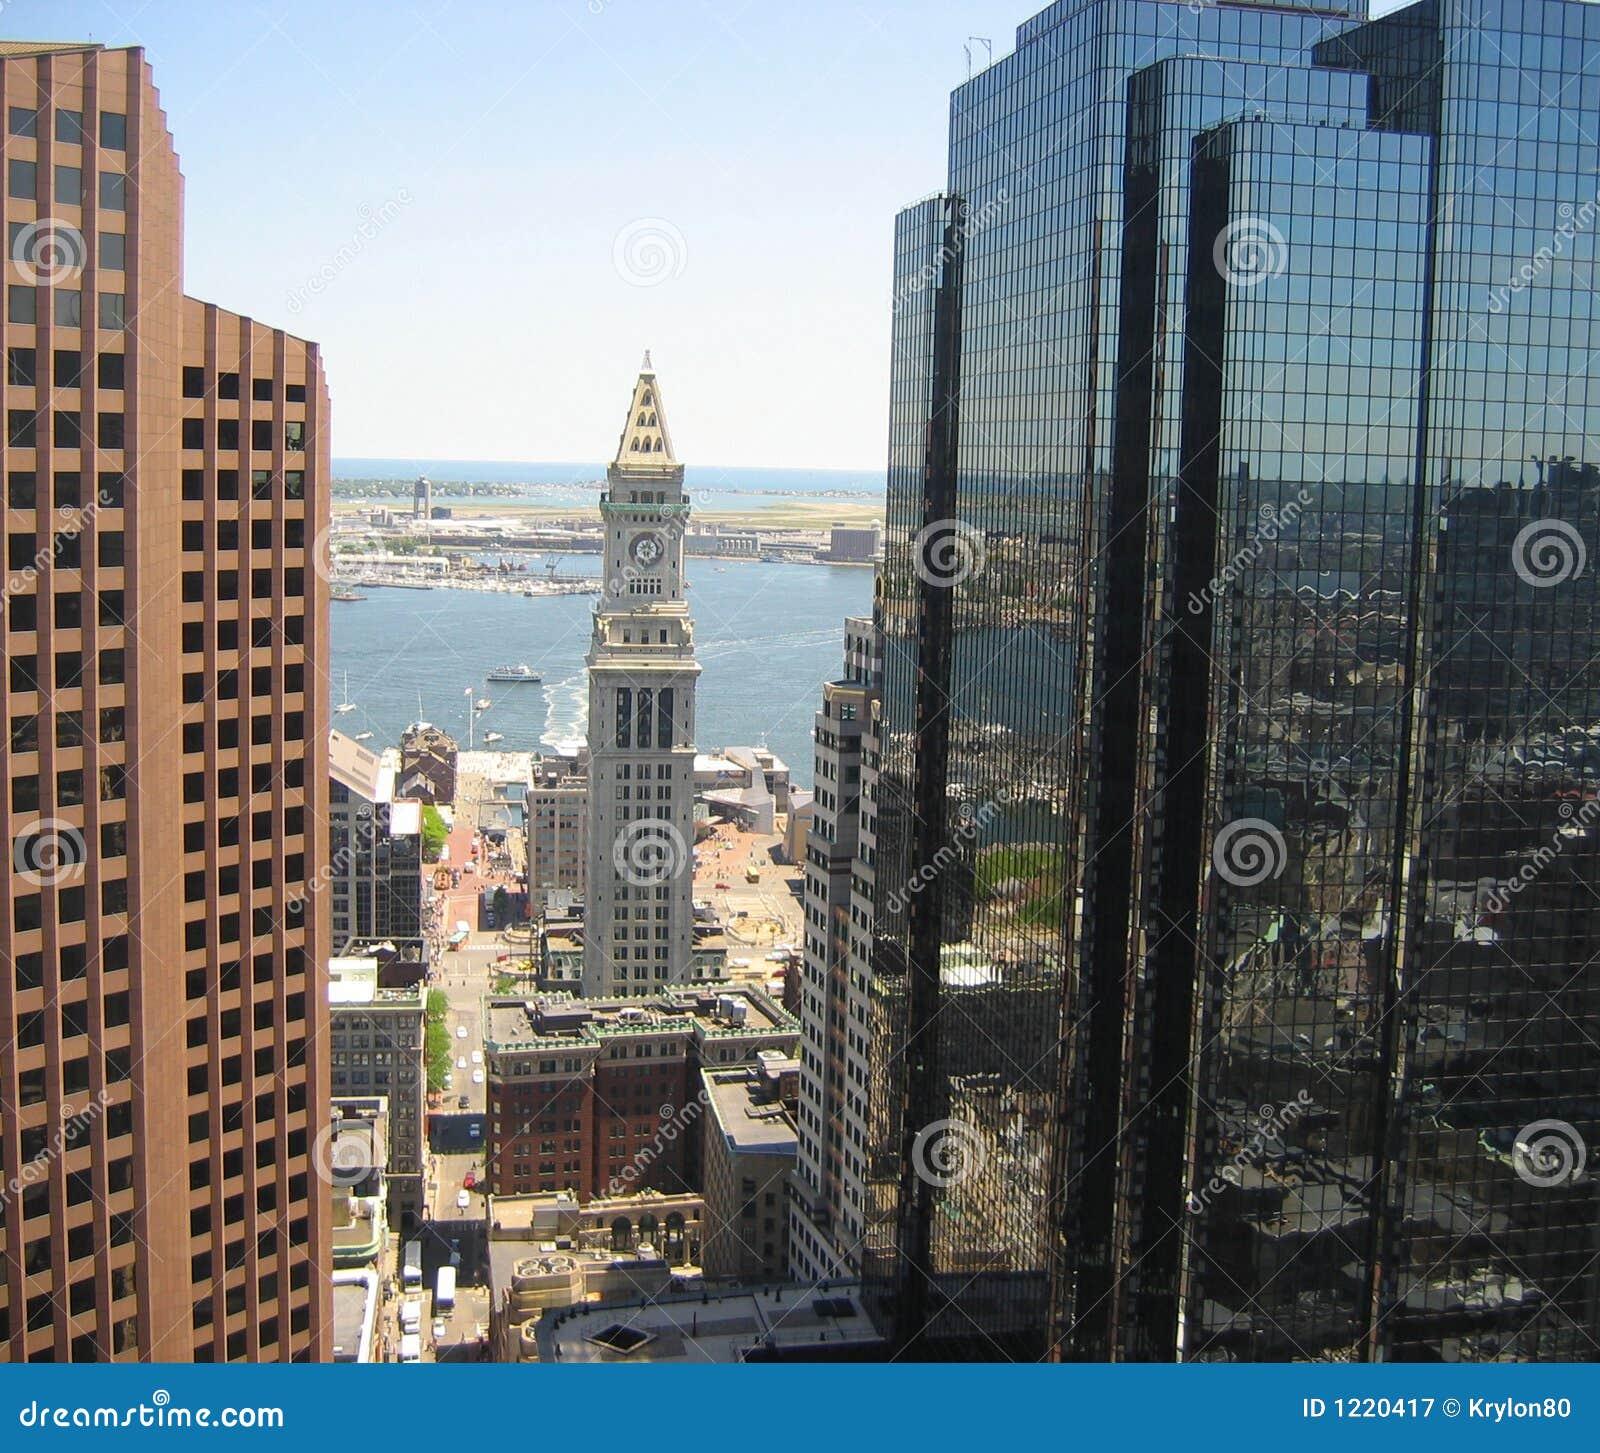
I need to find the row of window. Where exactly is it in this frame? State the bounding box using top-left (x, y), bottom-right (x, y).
top-left (7, 220), bottom-right (122, 269)
top-left (6, 408), bottom-right (128, 448)
top-left (8, 106), bottom-right (127, 149)
top-left (182, 417), bottom-right (306, 451)
top-left (182, 467), bottom-right (307, 500)
top-left (7, 160), bottom-right (126, 208)
top-left (8, 346), bottom-right (123, 388)
top-left (13, 879), bottom-right (129, 930)
top-left (7, 284), bottom-right (124, 328)
top-left (182, 367), bottom-right (308, 404)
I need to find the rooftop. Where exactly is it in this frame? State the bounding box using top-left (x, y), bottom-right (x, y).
top-left (328, 956), bottom-right (423, 1007)
top-left (539, 1282), bottom-right (880, 1363)
top-left (702, 1067), bottom-right (798, 1155)
top-left (330, 728), bottom-right (395, 805)
top-left (485, 985), bottom-right (795, 1053)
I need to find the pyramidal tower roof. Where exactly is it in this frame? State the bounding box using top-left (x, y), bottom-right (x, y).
top-left (611, 351), bottom-right (677, 469)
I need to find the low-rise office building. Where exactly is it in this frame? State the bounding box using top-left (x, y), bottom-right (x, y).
top-left (328, 958), bottom-right (427, 1218)
top-left (483, 985), bottom-right (798, 1202)
top-left (700, 1055), bottom-right (800, 1282)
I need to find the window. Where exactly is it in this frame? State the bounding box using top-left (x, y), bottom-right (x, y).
top-left (54, 164), bottom-right (83, 206)
top-left (8, 411), bottom-right (36, 447)
top-left (252, 377), bottom-right (274, 402)
top-left (8, 285), bottom-right (36, 325)
top-left (286, 383), bottom-right (307, 403)
top-left (97, 292), bottom-right (125, 330)
top-left (54, 289), bottom-right (82, 328)
top-left (9, 158), bottom-right (36, 200)
top-left (99, 111), bottom-right (127, 150)
top-left (97, 413), bottom-right (124, 449)
top-left (182, 419), bottom-right (203, 449)
top-left (9, 106), bottom-right (37, 138)
top-left (182, 365), bottom-right (205, 398)
top-left (53, 412), bottom-right (81, 448)
top-left (98, 172), bottom-right (127, 211)
top-left (97, 353), bottom-right (124, 390)
top-left (8, 348), bottom-right (35, 387)
top-left (285, 421), bottom-right (305, 451)
top-left (55, 109), bottom-right (84, 145)
top-left (54, 349), bottom-right (82, 387)
top-left (99, 232), bottom-right (125, 270)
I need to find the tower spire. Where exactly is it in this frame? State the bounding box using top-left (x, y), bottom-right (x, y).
top-left (612, 356), bottom-right (677, 468)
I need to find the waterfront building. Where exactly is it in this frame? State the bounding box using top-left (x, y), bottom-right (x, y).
top-left (790, 617), bottom-right (882, 1282)
top-left (0, 42), bottom-right (330, 1359)
top-left (581, 356), bottom-right (703, 996)
top-left (525, 753), bottom-right (588, 896)
top-left (866, 0), bottom-right (1600, 1362)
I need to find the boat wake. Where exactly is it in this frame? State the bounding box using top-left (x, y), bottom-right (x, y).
top-left (541, 671), bottom-right (588, 752)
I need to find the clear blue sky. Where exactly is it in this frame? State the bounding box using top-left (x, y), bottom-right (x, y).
top-left (6, 0), bottom-right (1034, 469)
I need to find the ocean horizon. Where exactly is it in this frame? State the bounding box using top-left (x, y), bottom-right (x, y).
top-left (334, 456), bottom-right (884, 498)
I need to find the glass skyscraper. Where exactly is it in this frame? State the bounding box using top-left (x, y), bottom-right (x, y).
top-left (865, 0), bottom-right (1600, 1362)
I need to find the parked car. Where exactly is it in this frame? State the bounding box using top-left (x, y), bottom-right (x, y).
top-left (458, 1094), bottom-right (470, 1110)
top-left (472, 1069), bottom-right (484, 1085)
top-left (455, 1025), bottom-right (468, 1039)
top-left (456, 1056), bottom-right (467, 1070)
top-left (463, 1172), bottom-right (476, 1189)
top-left (470, 1050), bottom-right (483, 1066)
top-left (455, 1190), bottom-right (470, 1210)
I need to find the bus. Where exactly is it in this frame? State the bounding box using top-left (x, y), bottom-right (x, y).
top-left (435, 1265), bottom-right (456, 1313)
top-left (402, 1239), bottom-right (423, 1290)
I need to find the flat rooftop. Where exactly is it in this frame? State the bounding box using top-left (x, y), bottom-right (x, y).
top-left (328, 956), bottom-right (423, 1007)
top-left (702, 1068), bottom-right (798, 1155)
top-left (486, 985), bottom-right (794, 1052)
top-left (539, 1283), bottom-right (879, 1363)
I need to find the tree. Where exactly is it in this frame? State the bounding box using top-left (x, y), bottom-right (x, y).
top-left (421, 805), bottom-right (448, 863)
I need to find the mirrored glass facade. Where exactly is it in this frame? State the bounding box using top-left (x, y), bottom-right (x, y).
top-left (866, 0), bottom-right (1600, 1362)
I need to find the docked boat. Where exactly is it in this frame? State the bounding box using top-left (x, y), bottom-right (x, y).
top-left (331, 588), bottom-right (367, 601)
top-left (474, 697), bottom-right (492, 711)
top-left (335, 671), bottom-right (358, 714)
top-left (483, 731), bottom-right (505, 744)
top-left (487, 663), bottom-right (542, 683)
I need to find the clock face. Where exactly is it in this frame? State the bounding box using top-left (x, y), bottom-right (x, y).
top-left (630, 531), bottom-right (665, 568)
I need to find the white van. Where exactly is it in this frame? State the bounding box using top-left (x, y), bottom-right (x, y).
top-left (398, 1332), bottom-right (421, 1363)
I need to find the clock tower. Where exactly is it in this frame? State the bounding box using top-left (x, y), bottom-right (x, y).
top-left (582, 354), bottom-right (703, 995)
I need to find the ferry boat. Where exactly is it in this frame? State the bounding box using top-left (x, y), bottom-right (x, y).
top-left (488, 663), bottom-right (542, 683)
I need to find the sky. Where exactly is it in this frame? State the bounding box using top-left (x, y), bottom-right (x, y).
top-left (4, 0), bottom-right (1037, 469)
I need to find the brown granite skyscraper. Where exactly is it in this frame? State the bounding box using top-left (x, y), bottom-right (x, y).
top-left (0, 42), bottom-right (329, 1361)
